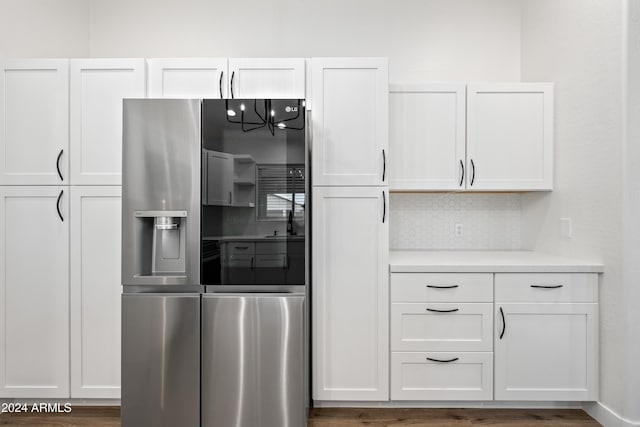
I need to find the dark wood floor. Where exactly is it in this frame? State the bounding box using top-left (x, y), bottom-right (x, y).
top-left (0, 406), bottom-right (601, 426)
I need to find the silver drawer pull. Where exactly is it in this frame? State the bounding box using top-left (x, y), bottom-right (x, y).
top-left (426, 284), bottom-right (458, 289)
top-left (426, 308), bottom-right (459, 313)
top-left (234, 246), bottom-right (249, 250)
top-left (426, 357), bottom-right (459, 363)
top-left (531, 284), bottom-right (563, 289)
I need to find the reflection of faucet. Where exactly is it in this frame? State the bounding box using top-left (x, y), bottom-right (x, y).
top-left (287, 210), bottom-right (296, 235)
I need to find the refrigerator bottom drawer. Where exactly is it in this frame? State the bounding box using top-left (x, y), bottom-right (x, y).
top-left (201, 294), bottom-right (306, 427)
top-left (121, 294), bottom-right (200, 427)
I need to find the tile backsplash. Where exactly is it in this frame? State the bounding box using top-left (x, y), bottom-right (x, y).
top-left (390, 193), bottom-right (522, 250)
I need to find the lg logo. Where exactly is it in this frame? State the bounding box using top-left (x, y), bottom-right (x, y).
top-left (285, 106), bottom-right (298, 113)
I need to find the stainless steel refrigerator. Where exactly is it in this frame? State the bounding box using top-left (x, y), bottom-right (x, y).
top-left (121, 98), bottom-right (309, 427)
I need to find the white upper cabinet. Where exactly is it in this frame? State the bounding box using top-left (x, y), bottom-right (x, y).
top-left (70, 59), bottom-right (146, 185)
top-left (312, 186), bottom-right (389, 401)
top-left (389, 84), bottom-right (466, 191)
top-left (466, 83), bottom-right (553, 191)
top-left (312, 58), bottom-right (388, 186)
top-left (147, 58), bottom-right (228, 98)
top-left (0, 59), bottom-right (69, 185)
top-left (70, 186), bottom-right (122, 399)
top-left (0, 186), bottom-right (69, 398)
top-left (228, 58), bottom-right (305, 99)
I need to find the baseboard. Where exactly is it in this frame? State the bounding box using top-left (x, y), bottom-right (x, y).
top-left (313, 400), bottom-right (581, 409)
top-left (583, 402), bottom-right (640, 427)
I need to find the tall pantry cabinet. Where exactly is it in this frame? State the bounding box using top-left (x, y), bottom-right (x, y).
top-left (0, 59), bottom-right (144, 398)
top-left (311, 58), bottom-right (390, 401)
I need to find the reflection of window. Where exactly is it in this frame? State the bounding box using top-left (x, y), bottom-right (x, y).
top-left (257, 165), bottom-right (305, 220)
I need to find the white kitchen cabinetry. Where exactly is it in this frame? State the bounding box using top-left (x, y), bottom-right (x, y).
top-left (70, 187), bottom-right (122, 398)
top-left (466, 83), bottom-right (553, 191)
top-left (311, 58), bottom-right (388, 186)
top-left (147, 58), bottom-right (228, 98)
top-left (70, 59), bottom-right (146, 186)
top-left (0, 186), bottom-right (69, 398)
top-left (148, 58), bottom-right (306, 99)
top-left (494, 273), bottom-right (598, 401)
top-left (389, 84), bottom-right (466, 191)
top-left (390, 272), bottom-right (494, 401)
top-left (388, 82), bottom-right (553, 192)
top-left (228, 58), bottom-right (305, 99)
top-left (312, 186), bottom-right (389, 401)
top-left (0, 59), bottom-right (69, 185)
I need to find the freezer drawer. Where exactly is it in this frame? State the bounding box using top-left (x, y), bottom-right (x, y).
top-left (121, 294), bottom-right (200, 427)
top-left (202, 294), bottom-right (305, 427)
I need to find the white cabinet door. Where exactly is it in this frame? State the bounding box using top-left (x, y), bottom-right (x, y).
top-left (0, 187), bottom-right (69, 398)
top-left (147, 58), bottom-right (228, 98)
top-left (389, 84), bottom-right (466, 190)
top-left (312, 186), bottom-right (389, 401)
top-left (70, 186), bottom-right (122, 398)
top-left (70, 59), bottom-right (146, 185)
top-left (0, 60), bottom-right (69, 185)
top-left (228, 58), bottom-right (305, 99)
top-left (466, 83), bottom-right (553, 191)
top-left (494, 303), bottom-right (598, 401)
top-left (311, 58), bottom-right (388, 186)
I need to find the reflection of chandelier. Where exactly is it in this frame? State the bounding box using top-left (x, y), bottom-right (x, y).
top-left (225, 99), bottom-right (305, 135)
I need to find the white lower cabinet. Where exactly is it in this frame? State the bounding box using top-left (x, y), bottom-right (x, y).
top-left (0, 186), bottom-right (69, 398)
top-left (391, 352), bottom-right (493, 401)
top-left (312, 186), bottom-right (389, 401)
top-left (390, 272), bottom-right (493, 401)
top-left (494, 273), bottom-right (598, 401)
top-left (70, 187), bottom-right (122, 398)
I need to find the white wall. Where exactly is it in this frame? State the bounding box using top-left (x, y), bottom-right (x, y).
top-left (520, 1), bottom-right (639, 424)
top-left (87, 0), bottom-right (521, 82)
top-left (0, 0), bottom-right (89, 58)
top-left (622, 0), bottom-right (640, 422)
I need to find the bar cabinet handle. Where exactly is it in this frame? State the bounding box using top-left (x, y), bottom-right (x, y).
top-left (426, 357), bottom-right (459, 363)
top-left (56, 189), bottom-right (64, 222)
top-left (56, 149), bottom-right (64, 181)
top-left (531, 284), bottom-right (564, 289)
top-left (426, 308), bottom-right (459, 313)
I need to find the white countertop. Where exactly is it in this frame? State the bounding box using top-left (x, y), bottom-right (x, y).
top-left (390, 250), bottom-right (604, 273)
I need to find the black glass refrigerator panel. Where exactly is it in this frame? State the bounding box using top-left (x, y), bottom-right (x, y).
top-left (201, 99), bottom-right (306, 286)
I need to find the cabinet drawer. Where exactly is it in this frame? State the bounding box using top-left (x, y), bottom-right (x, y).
top-left (391, 303), bottom-right (493, 352)
top-left (226, 242), bottom-right (255, 255)
top-left (495, 273), bottom-right (598, 302)
top-left (391, 273), bottom-right (493, 302)
top-left (391, 352), bottom-right (493, 401)
top-left (255, 241), bottom-right (286, 254)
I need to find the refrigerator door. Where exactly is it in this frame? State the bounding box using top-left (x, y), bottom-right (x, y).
top-left (122, 99), bottom-right (201, 286)
top-left (202, 294), bottom-right (306, 427)
top-left (121, 294), bottom-right (200, 427)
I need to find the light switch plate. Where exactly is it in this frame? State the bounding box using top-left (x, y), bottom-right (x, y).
top-left (560, 218), bottom-right (572, 238)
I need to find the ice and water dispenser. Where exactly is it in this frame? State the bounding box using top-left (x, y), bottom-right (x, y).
top-left (133, 211), bottom-right (188, 277)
